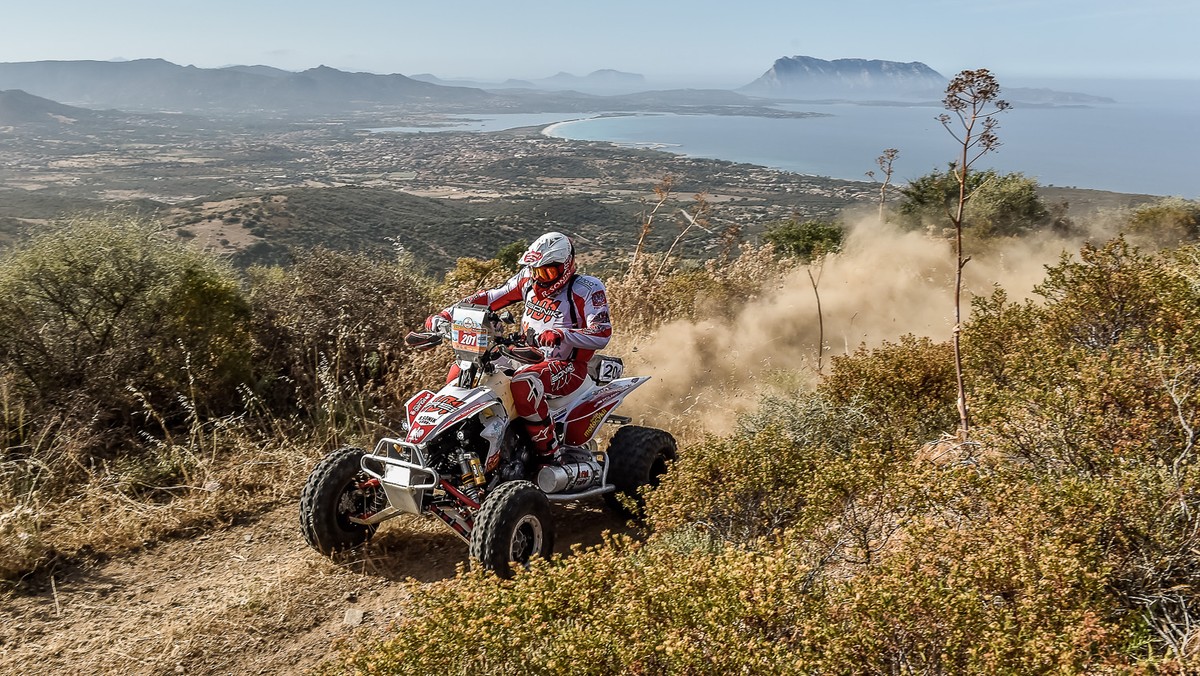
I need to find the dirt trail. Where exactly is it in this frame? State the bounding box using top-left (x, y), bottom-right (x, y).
top-left (0, 500), bottom-right (628, 675)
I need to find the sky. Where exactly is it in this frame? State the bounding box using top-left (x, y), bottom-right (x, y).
top-left (5, 0), bottom-right (1198, 87)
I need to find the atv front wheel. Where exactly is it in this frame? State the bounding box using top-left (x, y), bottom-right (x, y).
top-left (469, 481), bottom-right (555, 579)
top-left (299, 446), bottom-right (381, 555)
top-left (604, 425), bottom-right (677, 518)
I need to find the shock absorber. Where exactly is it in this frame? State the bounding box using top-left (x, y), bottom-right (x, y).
top-left (458, 449), bottom-right (487, 502)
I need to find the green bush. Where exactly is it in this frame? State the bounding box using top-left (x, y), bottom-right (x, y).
top-left (763, 218), bottom-right (843, 261)
top-left (898, 168), bottom-right (1052, 237)
top-left (967, 238), bottom-right (1200, 473)
top-left (0, 213), bottom-right (252, 438)
top-left (804, 463), bottom-right (1129, 674)
top-left (328, 464), bottom-right (1152, 675)
top-left (818, 334), bottom-right (959, 446)
top-left (324, 533), bottom-right (827, 676)
top-left (245, 247), bottom-right (436, 428)
top-left (1125, 197), bottom-right (1200, 247)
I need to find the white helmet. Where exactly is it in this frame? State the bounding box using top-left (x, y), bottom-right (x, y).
top-left (520, 232), bottom-right (576, 297)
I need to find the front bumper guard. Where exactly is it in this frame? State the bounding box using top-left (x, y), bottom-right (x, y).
top-left (358, 437), bottom-right (439, 523)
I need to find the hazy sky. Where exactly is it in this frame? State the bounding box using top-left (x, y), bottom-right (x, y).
top-left (6, 0), bottom-right (1197, 86)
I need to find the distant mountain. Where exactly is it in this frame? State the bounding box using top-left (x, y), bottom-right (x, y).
top-left (221, 64), bottom-right (294, 78)
top-left (410, 73), bottom-right (538, 90)
top-left (0, 59), bottom-right (494, 114)
top-left (740, 56), bottom-right (947, 99)
top-left (412, 69), bottom-right (647, 95)
top-left (536, 69), bottom-right (647, 93)
top-left (0, 89), bottom-right (101, 125)
top-left (1002, 87), bottom-right (1116, 106)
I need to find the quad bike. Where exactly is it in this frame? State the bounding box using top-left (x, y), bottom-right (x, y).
top-left (299, 302), bottom-right (676, 577)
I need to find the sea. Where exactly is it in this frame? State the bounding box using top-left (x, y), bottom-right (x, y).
top-left (371, 79), bottom-right (1200, 199)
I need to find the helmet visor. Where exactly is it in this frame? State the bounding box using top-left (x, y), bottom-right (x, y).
top-left (530, 263), bottom-right (563, 285)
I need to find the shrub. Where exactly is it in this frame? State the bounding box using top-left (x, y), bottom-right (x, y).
top-left (964, 238), bottom-right (1200, 663)
top-left (245, 247), bottom-right (437, 434)
top-left (967, 238), bottom-right (1200, 473)
top-left (1125, 197), bottom-right (1200, 247)
top-left (763, 217), bottom-right (844, 261)
top-left (817, 334), bottom-right (959, 446)
top-left (0, 213), bottom-right (253, 444)
top-left (898, 168), bottom-right (1051, 237)
top-left (805, 463), bottom-right (1128, 674)
top-left (327, 463), bottom-right (1154, 675)
top-left (324, 533), bottom-right (829, 676)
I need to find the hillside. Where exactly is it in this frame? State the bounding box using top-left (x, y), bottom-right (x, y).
top-left (1, 53), bottom-right (1197, 671)
top-left (0, 89), bottom-right (102, 125)
top-left (2, 191), bottom-right (1199, 672)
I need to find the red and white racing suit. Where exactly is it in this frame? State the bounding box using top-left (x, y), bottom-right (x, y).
top-left (457, 271), bottom-right (612, 456)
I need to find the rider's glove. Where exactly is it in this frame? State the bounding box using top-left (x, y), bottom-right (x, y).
top-left (537, 329), bottom-right (564, 347)
top-left (424, 310), bottom-right (452, 333)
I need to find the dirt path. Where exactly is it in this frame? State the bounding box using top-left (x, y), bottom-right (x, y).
top-left (0, 500), bottom-right (628, 675)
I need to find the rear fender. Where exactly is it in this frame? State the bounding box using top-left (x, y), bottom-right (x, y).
top-left (559, 376), bottom-right (650, 446)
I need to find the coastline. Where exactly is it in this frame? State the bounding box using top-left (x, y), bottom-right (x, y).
top-left (534, 105), bottom-right (1197, 199)
top-left (541, 111), bottom-right (647, 137)
top-left (539, 118), bottom-right (586, 137)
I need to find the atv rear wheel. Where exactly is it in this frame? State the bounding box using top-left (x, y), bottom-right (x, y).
top-left (299, 446), bottom-right (381, 555)
top-left (469, 481), bottom-right (555, 579)
top-left (604, 425), bottom-right (677, 518)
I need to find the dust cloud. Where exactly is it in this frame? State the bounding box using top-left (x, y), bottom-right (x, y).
top-left (619, 217), bottom-right (1101, 435)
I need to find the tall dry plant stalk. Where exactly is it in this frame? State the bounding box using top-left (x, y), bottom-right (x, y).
top-left (629, 176), bottom-right (674, 276)
top-left (865, 148), bottom-right (899, 224)
top-left (807, 258), bottom-right (827, 374)
top-left (654, 193), bottom-right (713, 281)
top-left (938, 68), bottom-right (1010, 437)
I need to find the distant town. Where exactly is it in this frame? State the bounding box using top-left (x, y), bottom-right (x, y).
top-left (0, 106), bottom-right (883, 266)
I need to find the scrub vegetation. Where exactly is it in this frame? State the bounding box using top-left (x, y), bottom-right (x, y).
top-left (2, 186), bottom-right (1199, 672)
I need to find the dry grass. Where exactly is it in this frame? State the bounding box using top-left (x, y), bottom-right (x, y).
top-left (0, 379), bottom-right (396, 583)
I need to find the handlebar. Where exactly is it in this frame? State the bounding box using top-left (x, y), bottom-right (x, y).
top-left (404, 312), bottom-right (545, 365)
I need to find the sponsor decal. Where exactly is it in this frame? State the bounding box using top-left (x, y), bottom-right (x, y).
top-left (592, 311), bottom-right (610, 324)
top-left (521, 250), bottom-right (545, 264)
top-left (405, 391), bottom-right (435, 424)
top-left (407, 426), bottom-right (426, 442)
top-left (458, 317), bottom-right (479, 329)
top-left (582, 327), bottom-right (613, 338)
top-left (582, 409), bottom-right (608, 438)
top-left (423, 394), bottom-right (466, 415)
top-left (525, 297), bottom-right (563, 323)
top-left (548, 361), bottom-right (576, 389)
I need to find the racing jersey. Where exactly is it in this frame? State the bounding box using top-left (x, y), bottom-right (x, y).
top-left (463, 271), bottom-right (612, 364)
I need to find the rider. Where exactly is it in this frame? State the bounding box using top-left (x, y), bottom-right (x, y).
top-left (425, 232), bottom-right (612, 464)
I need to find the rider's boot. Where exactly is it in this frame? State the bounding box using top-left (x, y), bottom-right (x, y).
top-left (526, 418), bottom-right (563, 465)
